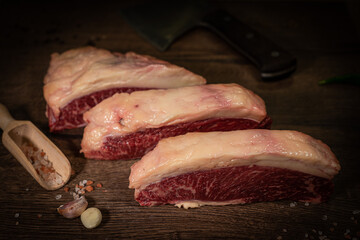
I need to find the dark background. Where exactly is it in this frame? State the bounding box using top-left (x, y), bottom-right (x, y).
top-left (0, 1), bottom-right (359, 239)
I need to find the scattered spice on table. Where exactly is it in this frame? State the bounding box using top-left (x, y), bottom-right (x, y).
top-left (14, 213), bottom-right (20, 226)
top-left (300, 209), bottom-right (359, 240)
top-left (66, 179), bottom-right (105, 200)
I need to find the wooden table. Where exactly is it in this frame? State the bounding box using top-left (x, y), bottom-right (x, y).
top-left (0, 1), bottom-right (359, 239)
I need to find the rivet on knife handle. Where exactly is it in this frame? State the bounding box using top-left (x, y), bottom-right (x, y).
top-left (201, 9), bottom-right (297, 79)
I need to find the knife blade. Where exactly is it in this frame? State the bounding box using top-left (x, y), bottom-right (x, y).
top-left (120, 1), bottom-right (296, 79)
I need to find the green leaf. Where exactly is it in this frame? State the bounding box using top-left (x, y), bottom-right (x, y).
top-left (319, 74), bottom-right (360, 86)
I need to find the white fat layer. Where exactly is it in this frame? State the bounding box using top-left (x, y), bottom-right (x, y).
top-left (81, 84), bottom-right (267, 152)
top-left (175, 199), bottom-right (248, 209)
top-left (129, 130), bottom-right (340, 190)
top-left (175, 202), bottom-right (204, 209)
top-left (43, 47), bottom-right (205, 116)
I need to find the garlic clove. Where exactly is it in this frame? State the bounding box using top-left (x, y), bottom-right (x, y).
top-left (57, 196), bottom-right (88, 219)
top-left (81, 207), bottom-right (102, 229)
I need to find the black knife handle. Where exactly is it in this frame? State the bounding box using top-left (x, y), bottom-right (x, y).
top-left (201, 10), bottom-right (296, 79)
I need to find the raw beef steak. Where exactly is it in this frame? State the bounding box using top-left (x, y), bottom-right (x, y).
top-left (87, 116), bottom-right (271, 160)
top-left (47, 87), bottom-right (150, 131)
top-left (43, 46), bottom-right (206, 131)
top-left (129, 130), bottom-right (340, 208)
top-left (81, 84), bottom-right (271, 160)
top-left (136, 165), bottom-right (334, 207)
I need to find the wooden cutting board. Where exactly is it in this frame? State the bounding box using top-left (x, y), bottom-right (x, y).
top-left (0, 1), bottom-right (359, 239)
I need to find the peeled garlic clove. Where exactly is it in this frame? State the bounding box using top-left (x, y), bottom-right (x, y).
top-left (57, 196), bottom-right (88, 219)
top-left (81, 207), bottom-right (102, 229)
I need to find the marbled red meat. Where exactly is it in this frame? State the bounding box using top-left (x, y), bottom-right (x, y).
top-left (129, 130), bottom-right (340, 208)
top-left (136, 165), bottom-right (334, 207)
top-left (87, 116), bottom-right (272, 160)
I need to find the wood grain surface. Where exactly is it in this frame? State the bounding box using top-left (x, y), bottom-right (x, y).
top-left (0, 1), bottom-right (359, 239)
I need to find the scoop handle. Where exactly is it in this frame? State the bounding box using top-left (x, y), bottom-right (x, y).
top-left (0, 103), bottom-right (15, 130)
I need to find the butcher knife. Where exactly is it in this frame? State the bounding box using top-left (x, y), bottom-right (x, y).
top-left (120, 1), bottom-right (296, 79)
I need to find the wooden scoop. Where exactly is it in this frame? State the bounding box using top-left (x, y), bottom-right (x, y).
top-left (0, 103), bottom-right (71, 190)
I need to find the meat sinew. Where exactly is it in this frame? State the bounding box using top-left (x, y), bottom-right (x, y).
top-left (81, 83), bottom-right (272, 160)
top-left (129, 130), bottom-right (340, 208)
top-left (43, 46), bottom-right (206, 131)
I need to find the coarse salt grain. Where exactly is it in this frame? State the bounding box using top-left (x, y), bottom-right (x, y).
top-left (14, 213), bottom-right (19, 218)
top-left (72, 192), bottom-right (79, 199)
top-left (322, 215), bottom-right (328, 221)
top-left (304, 202), bottom-right (310, 206)
top-left (290, 202), bottom-right (297, 207)
top-left (55, 194), bottom-right (62, 200)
